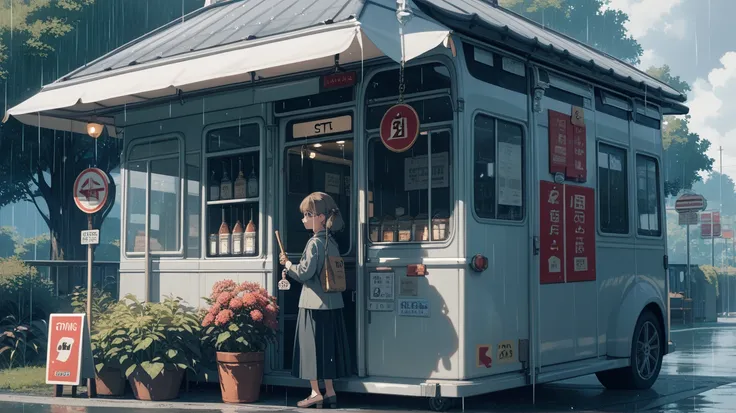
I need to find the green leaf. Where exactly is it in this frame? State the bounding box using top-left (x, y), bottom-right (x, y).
top-left (167, 349), bottom-right (178, 359)
top-left (228, 324), bottom-right (239, 332)
top-left (119, 355), bottom-right (129, 365)
top-left (133, 337), bottom-right (153, 353)
top-left (125, 365), bottom-right (137, 379)
top-left (216, 332), bottom-right (231, 346)
top-left (141, 361), bottom-right (165, 380)
top-left (95, 363), bottom-right (104, 373)
top-left (176, 363), bottom-right (188, 370)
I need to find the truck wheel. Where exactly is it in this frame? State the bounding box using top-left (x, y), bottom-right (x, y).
top-left (428, 396), bottom-right (456, 412)
top-left (596, 310), bottom-right (663, 390)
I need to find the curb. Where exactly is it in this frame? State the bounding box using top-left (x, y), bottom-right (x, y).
top-left (0, 393), bottom-right (294, 411)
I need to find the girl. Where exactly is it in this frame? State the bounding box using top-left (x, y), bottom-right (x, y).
top-left (279, 192), bottom-right (352, 409)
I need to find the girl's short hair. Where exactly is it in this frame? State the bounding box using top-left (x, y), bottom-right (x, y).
top-left (299, 192), bottom-right (345, 233)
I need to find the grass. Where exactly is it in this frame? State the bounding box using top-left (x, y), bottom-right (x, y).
top-left (0, 366), bottom-right (48, 394)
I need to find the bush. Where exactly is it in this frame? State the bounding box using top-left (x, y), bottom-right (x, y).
top-left (699, 265), bottom-right (720, 296)
top-left (70, 286), bottom-right (115, 329)
top-left (0, 257), bottom-right (57, 369)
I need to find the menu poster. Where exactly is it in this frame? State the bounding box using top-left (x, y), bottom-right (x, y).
top-left (539, 181), bottom-right (565, 284)
top-left (548, 110), bottom-right (569, 175)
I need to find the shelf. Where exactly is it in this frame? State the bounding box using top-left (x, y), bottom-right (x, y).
top-left (207, 198), bottom-right (259, 206)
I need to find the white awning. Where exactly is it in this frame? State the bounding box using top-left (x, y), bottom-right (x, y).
top-left (4, 7), bottom-right (451, 135)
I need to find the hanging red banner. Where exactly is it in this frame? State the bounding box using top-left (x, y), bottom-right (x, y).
top-left (540, 181), bottom-right (565, 284)
top-left (564, 185), bottom-right (596, 282)
top-left (548, 110), bottom-right (568, 175)
top-left (566, 123), bottom-right (587, 182)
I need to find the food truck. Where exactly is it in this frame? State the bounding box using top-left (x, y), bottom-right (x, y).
top-left (5, 0), bottom-right (684, 410)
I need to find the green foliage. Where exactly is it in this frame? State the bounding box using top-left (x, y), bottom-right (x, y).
top-left (499, 0), bottom-right (642, 63)
top-left (97, 295), bottom-right (201, 380)
top-left (693, 173), bottom-right (736, 216)
top-left (0, 256), bottom-right (56, 323)
top-left (699, 265), bottom-right (720, 296)
top-left (0, 316), bottom-right (47, 369)
top-left (69, 286), bottom-right (115, 328)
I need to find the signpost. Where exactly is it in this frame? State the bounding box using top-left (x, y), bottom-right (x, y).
top-left (674, 193), bottom-right (707, 339)
top-left (66, 167), bottom-right (109, 398)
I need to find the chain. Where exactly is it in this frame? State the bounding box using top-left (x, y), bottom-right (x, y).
top-left (398, 26), bottom-right (406, 103)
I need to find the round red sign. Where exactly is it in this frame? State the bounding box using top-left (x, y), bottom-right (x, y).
top-left (73, 168), bottom-right (109, 214)
top-left (379, 103), bottom-right (420, 153)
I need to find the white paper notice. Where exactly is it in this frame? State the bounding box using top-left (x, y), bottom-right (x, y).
top-left (325, 172), bottom-right (341, 194)
top-left (497, 142), bottom-right (523, 206)
top-left (404, 152), bottom-right (450, 191)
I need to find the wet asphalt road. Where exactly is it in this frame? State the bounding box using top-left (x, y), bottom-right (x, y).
top-left (3, 320), bottom-right (736, 413)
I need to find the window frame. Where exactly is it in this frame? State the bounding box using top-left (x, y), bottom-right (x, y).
top-left (123, 133), bottom-right (186, 258)
top-left (470, 111), bottom-right (527, 225)
top-left (365, 127), bottom-right (455, 247)
top-left (596, 140), bottom-right (630, 237)
top-left (202, 118), bottom-right (266, 260)
top-left (635, 152), bottom-right (663, 238)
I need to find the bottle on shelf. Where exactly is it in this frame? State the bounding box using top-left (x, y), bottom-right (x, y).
top-left (232, 219), bottom-right (244, 255)
top-left (219, 210), bottom-right (231, 256)
top-left (208, 233), bottom-right (218, 256)
top-left (246, 160), bottom-right (258, 198)
top-left (234, 158), bottom-right (247, 199)
top-left (244, 217), bottom-right (257, 256)
top-left (220, 162), bottom-right (233, 200)
top-left (209, 170), bottom-right (220, 201)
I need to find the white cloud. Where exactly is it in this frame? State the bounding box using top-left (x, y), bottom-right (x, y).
top-left (638, 49), bottom-right (661, 70)
top-left (605, 0), bottom-right (682, 38)
top-left (687, 52), bottom-right (736, 179)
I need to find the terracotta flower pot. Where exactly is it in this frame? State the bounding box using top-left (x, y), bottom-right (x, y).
top-left (128, 365), bottom-right (184, 401)
top-left (216, 351), bottom-right (265, 403)
top-left (95, 367), bottom-right (126, 396)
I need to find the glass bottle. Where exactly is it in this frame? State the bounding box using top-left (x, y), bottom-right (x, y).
top-left (246, 160), bottom-right (258, 198)
top-left (231, 220), bottom-right (244, 255)
top-left (234, 158), bottom-right (247, 199)
top-left (218, 212), bottom-right (231, 256)
top-left (209, 170), bottom-right (220, 201)
top-left (244, 219), bottom-right (257, 256)
top-left (220, 163), bottom-right (233, 200)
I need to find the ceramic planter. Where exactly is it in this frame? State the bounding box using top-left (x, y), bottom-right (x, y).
top-left (216, 351), bottom-right (265, 403)
top-left (95, 367), bottom-right (126, 396)
top-left (128, 365), bottom-right (184, 401)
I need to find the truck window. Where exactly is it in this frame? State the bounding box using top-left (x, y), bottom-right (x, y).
top-left (597, 143), bottom-right (629, 234)
top-left (367, 130), bottom-right (453, 243)
top-left (473, 114), bottom-right (524, 221)
top-left (636, 154), bottom-right (661, 236)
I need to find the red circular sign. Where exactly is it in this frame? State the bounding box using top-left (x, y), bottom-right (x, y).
top-left (73, 168), bottom-right (109, 214)
top-left (379, 103), bottom-right (420, 153)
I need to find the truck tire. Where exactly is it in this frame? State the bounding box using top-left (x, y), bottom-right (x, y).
top-left (596, 309), bottom-right (663, 390)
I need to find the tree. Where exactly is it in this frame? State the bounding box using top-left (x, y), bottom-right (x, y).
top-left (646, 65), bottom-right (714, 197)
top-left (499, 0), bottom-right (643, 64)
top-left (0, 1), bottom-right (204, 260)
top-left (692, 172), bottom-right (736, 216)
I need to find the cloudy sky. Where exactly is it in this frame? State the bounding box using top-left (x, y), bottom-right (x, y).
top-left (606, 0), bottom-right (735, 178)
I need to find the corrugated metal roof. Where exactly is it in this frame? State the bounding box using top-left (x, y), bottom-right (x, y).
top-left (414, 0), bottom-right (687, 103)
top-left (63, 0), bottom-right (685, 108)
top-left (67, 0), bottom-right (363, 80)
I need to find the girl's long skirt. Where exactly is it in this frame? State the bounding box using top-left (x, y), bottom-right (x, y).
top-left (291, 307), bottom-right (353, 380)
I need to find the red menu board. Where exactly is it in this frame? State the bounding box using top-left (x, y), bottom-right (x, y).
top-left (567, 123), bottom-right (587, 182)
top-left (46, 314), bottom-right (85, 385)
top-left (540, 181), bottom-right (565, 284)
top-left (548, 110), bottom-right (569, 175)
top-left (539, 181), bottom-right (596, 284)
top-left (564, 185), bottom-right (596, 282)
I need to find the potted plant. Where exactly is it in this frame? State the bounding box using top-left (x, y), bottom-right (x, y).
top-left (112, 294), bottom-right (201, 401)
top-left (201, 280), bottom-right (279, 403)
top-left (70, 287), bottom-right (126, 396)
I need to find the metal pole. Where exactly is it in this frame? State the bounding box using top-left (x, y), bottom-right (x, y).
top-left (86, 214), bottom-right (93, 329)
top-left (686, 223), bottom-right (691, 299)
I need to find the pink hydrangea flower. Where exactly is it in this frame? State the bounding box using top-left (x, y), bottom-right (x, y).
top-left (209, 303), bottom-right (221, 316)
top-left (265, 304), bottom-right (278, 316)
top-left (202, 313), bottom-right (215, 327)
top-left (215, 309), bottom-right (234, 326)
top-left (229, 297), bottom-right (243, 310)
top-left (217, 292), bottom-right (232, 305)
top-left (243, 292), bottom-right (257, 307)
top-left (250, 309), bottom-right (264, 322)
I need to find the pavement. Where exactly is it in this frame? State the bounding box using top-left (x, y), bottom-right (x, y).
top-left (3, 319), bottom-right (736, 412)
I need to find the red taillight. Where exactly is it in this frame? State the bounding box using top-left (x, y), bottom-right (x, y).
top-left (470, 254), bottom-right (488, 272)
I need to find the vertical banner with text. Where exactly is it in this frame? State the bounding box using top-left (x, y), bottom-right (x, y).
top-left (540, 181), bottom-right (597, 284)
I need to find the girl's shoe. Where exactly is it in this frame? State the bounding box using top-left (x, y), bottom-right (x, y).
top-left (297, 394), bottom-right (324, 409)
top-left (323, 394), bottom-right (337, 409)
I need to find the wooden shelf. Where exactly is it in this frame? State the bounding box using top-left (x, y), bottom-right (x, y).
top-left (207, 198), bottom-right (259, 206)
